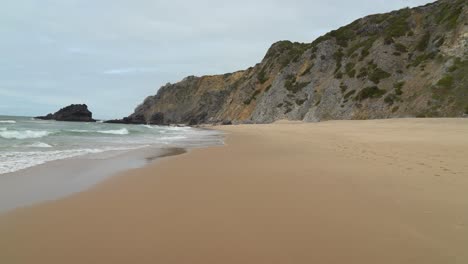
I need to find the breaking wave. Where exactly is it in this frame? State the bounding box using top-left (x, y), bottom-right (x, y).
top-left (97, 128), bottom-right (129, 135)
top-left (0, 129), bottom-right (51, 139)
top-left (0, 120), bottom-right (16, 124)
top-left (27, 142), bottom-right (53, 148)
top-left (68, 128), bottom-right (130, 135)
top-left (0, 148), bottom-right (103, 174)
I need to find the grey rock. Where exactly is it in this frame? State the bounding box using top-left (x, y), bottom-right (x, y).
top-left (36, 104), bottom-right (96, 122)
top-left (116, 0), bottom-right (467, 125)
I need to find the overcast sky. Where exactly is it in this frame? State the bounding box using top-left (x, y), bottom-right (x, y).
top-left (0, 0), bottom-right (434, 119)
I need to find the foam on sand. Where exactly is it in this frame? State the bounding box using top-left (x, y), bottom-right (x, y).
top-left (0, 149), bottom-right (103, 174)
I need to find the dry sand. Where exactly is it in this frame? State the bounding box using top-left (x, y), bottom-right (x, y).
top-left (1, 118), bottom-right (468, 264)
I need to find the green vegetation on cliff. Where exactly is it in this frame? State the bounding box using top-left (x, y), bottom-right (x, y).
top-left (119, 0), bottom-right (467, 125)
top-left (355, 86), bottom-right (386, 101)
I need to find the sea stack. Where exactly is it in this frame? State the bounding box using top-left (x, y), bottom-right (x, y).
top-left (36, 104), bottom-right (96, 122)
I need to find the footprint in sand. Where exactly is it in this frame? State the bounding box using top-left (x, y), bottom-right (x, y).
top-left (439, 167), bottom-right (457, 175)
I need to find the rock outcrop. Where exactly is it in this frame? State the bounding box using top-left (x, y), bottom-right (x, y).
top-left (36, 104), bottom-right (96, 122)
top-left (118, 0), bottom-right (468, 125)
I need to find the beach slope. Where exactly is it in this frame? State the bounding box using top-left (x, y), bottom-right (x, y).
top-left (1, 119), bottom-right (468, 263)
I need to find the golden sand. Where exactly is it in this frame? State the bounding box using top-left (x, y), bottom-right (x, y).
top-left (1, 118), bottom-right (468, 263)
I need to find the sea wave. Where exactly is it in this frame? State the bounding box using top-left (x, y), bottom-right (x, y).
top-left (165, 126), bottom-right (192, 132)
top-left (0, 148), bottom-right (103, 174)
top-left (159, 136), bottom-right (187, 140)
top-left (68, 129), bottom-right (92, 133)
top-left (0, 129), bottom-right (51, 139)
top-left (97, 128), bottom-right (129, 135)
top-left (27, 142), bottom-right (53, 148)
top-left (0, 146), bottom-right (145, 175)
top-left (67, 128), bottom-right (130, 135)
top-left (0, 120), bottom-right (16, 124)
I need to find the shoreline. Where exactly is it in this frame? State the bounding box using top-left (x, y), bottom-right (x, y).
top-left (0, 146), bottom-right (191, 214)
top-left (0, 117), bottom-right (223, 213)
top-left (1, 118), bottom-right (468, 263)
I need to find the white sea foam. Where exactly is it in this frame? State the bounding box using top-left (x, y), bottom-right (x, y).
top-left (68, 128), bottom-right (129, 135)
top-left (0, 149), bottom-right (103, 174)
top-left (165, 126), bottom-right (192, 133)
top-left (97, 128), bottom-right (129, 135)
top-left (159, 136), bottom-right (187, 140)
top-left (0, 120), bottom-right (16, 124)
top-left (0, 116), bottom-right (222, 176)
top-left (27, 142), bottom-right (53, 148)
top-left (0, 146), bottom-right (144, 174)
top-left (68, 129), bottom-right (92, 133)
top-left (0, 129), bottom-right (51, 139)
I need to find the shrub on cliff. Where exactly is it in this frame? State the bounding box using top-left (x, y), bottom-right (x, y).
top-left (355, 86), bottom-right (386, 101)
top-left (257, 68), bottom-right (269, 84)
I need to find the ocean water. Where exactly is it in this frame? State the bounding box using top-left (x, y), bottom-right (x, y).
top-left (0, 115), bottom-right (222, 175)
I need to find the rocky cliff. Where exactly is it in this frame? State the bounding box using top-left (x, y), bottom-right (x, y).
top-left (36, 104), bottom-right (96, 122)
top-left (120, 0), bottom-right (467, 125)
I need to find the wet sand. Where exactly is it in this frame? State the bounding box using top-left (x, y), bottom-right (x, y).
top-left (1, 118), bottom-right (467, 263)
top-left (0, 147), bottom-right (185, 213)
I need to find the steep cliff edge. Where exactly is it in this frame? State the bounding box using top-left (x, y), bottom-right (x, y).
top-left (119, 0), bottom-right (467, 125)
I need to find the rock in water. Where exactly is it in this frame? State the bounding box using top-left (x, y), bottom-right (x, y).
top-left (36, 104), bottom-right (96, 122)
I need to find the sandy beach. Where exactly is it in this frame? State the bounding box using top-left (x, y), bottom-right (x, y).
top-left (1, 118), bottom-right (468, 264)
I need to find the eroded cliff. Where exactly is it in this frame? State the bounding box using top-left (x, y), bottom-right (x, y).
top-left (119, 0), bottom-right (467, 125)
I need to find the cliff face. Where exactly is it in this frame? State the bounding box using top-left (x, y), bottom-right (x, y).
top-left (125, 0), bottom-right (468, 125)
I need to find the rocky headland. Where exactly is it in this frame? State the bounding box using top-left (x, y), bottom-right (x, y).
top-left (111, 0), bottom-right (467, 125)
top-left (36, 104), bottom-right (96, 122)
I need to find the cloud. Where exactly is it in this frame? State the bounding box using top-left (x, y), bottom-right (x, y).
top-left (66, 47), bottom-right (89, 54)
top-left (103, 67), bottom-right (160, 75)
top-left (38, 35), bottom-right (56, 45)
top-left (0, 0), bottom-right (436, 119)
